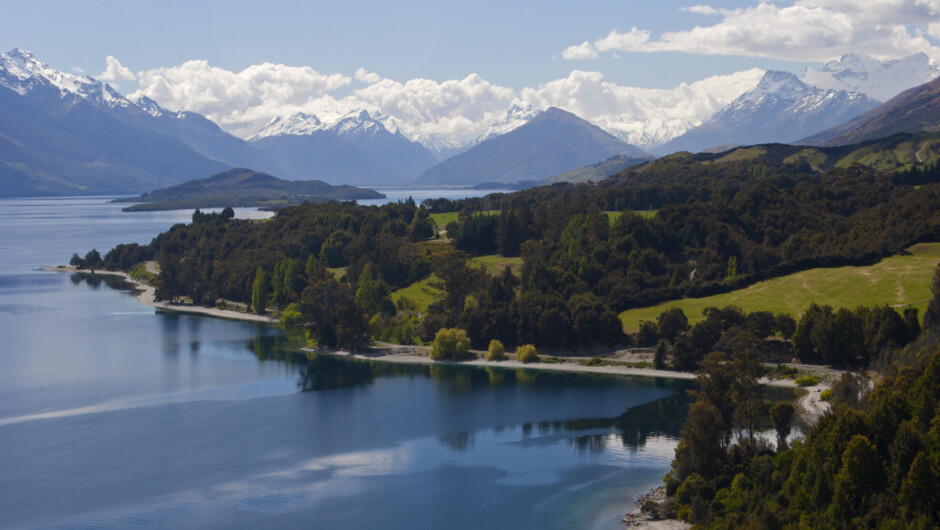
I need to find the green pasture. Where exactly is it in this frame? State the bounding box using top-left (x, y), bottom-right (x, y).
top-left (390, 274), bottom-right (444, 313)
top-left (429, 210), bottom-right (499, 229)
top-left (619, 243), bottom-right (940, 332)
top-left (471, 254), bottom-right (524, 277)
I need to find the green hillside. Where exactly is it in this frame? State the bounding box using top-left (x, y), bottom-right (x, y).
top-left (620, 242), bottom-right (940, 332)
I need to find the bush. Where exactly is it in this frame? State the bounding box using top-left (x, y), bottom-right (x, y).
top-left (516, 344), bottom-right (539, 363)
top-left (820, 388), bottom-right (832, 401)
top-left (429, 328), bottom-right (471, 360)
top-left (279, 303), bottom-right (303, 327)
top-left (584, 356), bottom-right (604, 366)
top-left (795, 375), bottom-right (819, 387)
top-left (486, 339), bottom-right (506, 361)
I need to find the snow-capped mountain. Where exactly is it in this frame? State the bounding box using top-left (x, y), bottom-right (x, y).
top-left (1, 48), bottom-right (130, 108)
top-left (802, 52), bottom-right (940, 103)
top-left (248, 112), bottom-right (324, 139)
top-left (0, 48), bottom-right (292, 197)
top-left (248, 110), bottom-right (437, 186)
top-left (472, 105), bottom-right (541, 145)
top-left (655, 71), bottom-right (879, 155)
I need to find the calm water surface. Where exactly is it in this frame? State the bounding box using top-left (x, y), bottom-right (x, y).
top-left (0, 196), bottom-right (689, 529)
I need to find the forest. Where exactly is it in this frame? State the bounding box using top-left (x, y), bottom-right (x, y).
top-left (95, 149), bottom-right (940, 353)
top-left (654, 265), bottom-right (940, 527)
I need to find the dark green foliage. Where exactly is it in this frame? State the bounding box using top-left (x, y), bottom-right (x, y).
top-left (653, 340), bottom-right (667, 369)
top-left (794, 303), bottom-right (918, 368)
top-left (770, 401), bottom-right (795, 451)
top-left (926, 262), bottom-right (940, 331)
top-left (667, 324), bottom-right (940, 527)
top-left (656, 307), bottom-right (689, 342)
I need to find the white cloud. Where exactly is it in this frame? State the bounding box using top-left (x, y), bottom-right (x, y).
top-left (594, 28), bottom-right (652, 53)
top-left (354, 68), bottom-right (382, 84)
top-left (518, 68), bottom-right (765, 146)
top-left (682, 5), bottom-right (720, 15)
top-left (568, 0), bottom-right (940, 63)
top-left (130, 57), bottom-right (764, 148)
top-left (98, 55), bottom-right (135, 81)
top-left (561, 41), bottom-right (599, 60)
top-left (132, 60), bottom-right (351, 136)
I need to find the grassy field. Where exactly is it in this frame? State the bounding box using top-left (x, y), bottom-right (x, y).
top-left (619, 243), bottom-right (940, 332)
top-left (429, 210), bottom-right (499, 229)
top-left (605, 210), bottom-right (656, 223)
top-left (471, 254), bottom-right (524, 277)
top-left (390, 274), bottom-right (444, 313)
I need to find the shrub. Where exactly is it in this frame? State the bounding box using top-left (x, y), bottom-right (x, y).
top-left (429, 328), bottom-right (471, 360)
top-left (795, 375), bottom-right (819, 387)
top-left (486, 339), bottom-right (506, 361)
top-left (820, 388), bottom-right (832, 401)
top-left (279, 303), bottom-right (303, 327)
top-left (584, 356), bottom-right (604, 366)
top-left (516, 344), bottom-right (539, 363)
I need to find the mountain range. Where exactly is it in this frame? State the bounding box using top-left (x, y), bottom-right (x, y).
top-left (248, 110), bottom-right (438, 186)
top-left (4, 47), bottom-right (940, 198)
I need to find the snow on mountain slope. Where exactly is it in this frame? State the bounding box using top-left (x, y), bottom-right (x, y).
top-left (656, 71), bottom-right (878, 155)
top-left (0, 48), bottom-right (130, 107)
top-left (802, 52), bottom-right (940, 103)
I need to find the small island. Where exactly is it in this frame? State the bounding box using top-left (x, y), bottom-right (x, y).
top-left (114, 168), bottom-right (386, 211)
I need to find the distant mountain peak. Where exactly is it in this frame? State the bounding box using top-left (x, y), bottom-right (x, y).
top-left (471, 104), bottom-right (540, 145)
top-left (248, 112), bottom-right (324, 140)
top-left (802, 52), bottom-right (940, 102)
top-left (0, 47), bottom-right (129, 107)
top-left (656, 69), bottom-right (878, 155)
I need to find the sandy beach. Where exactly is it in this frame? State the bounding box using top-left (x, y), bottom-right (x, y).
top-left (46, 266), bottom-right (280, 324)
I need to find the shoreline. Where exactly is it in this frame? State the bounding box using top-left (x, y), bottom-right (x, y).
top-left (45, 265), bottom-right (280, 325)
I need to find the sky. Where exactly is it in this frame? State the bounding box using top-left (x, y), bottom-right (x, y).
top-left (3, 0), bottom-right (940, 144)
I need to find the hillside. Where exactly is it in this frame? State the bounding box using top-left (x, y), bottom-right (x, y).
top-left (415, 107), bottom-right (646, 186)
top-left (619, 242), bottom-right (940, 332)
top-left (117, 168), bottom-right (385, 211)
top-left (543, 154), bottom-right (653, 184)
top-left (802, 76), bottom-right (940, 146)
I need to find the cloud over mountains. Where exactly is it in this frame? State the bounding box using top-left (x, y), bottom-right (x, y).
top-left (121, 56), bottom-right (762, 149)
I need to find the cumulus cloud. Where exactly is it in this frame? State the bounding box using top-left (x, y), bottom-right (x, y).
top-left (131, 60), bottom-right (351, 136)
top-left (567, 0), bottom-right (940, 62)
top-left (518, 68), bottom-right (766, 146)
top-left (561, 41), bottom-right (599, 60)
top-left (683, 5), bottom-right (721, 15)
top-left (594, 28), bottom-right (652, 53)
top-left (130, 56), bottom-right (764, 148)
top-left (98, 55), bottom-right (136, 81)
top-left (354, 68), bottom-right (382, 84)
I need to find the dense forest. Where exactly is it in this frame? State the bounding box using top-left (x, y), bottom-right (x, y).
top-left (94, 147), bottom-right (940, 353)
top-left (656, 265), bottom-right (940, 527)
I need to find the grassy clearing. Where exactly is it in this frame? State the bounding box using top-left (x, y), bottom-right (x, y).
top-left (619, 243), bottom-right (940, 332)
top-left (471, 254), bottom-right (524, 277)
top-left (429, 210), bottom-right (499, 229)
top-left (326, 267), bottom-right (347, 281)
top-left (604, 210), bottom-right (656, 223)
top-left (390, 274), bottom-right (444, 313)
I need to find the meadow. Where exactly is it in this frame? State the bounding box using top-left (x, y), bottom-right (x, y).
top-left (619, 242), bottom-right (940, 332)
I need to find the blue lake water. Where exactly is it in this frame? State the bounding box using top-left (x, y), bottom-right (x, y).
top-left (0, 196), bottom-right (689, 529)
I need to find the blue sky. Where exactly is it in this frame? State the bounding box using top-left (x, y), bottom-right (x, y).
top-left (1, 0), bottom-right (814, 89)
top-left (3, 0), bottom-right (939, 144)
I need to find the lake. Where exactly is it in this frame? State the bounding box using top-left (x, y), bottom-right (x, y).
top-left (0, 195), bottom-right (689, 529)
